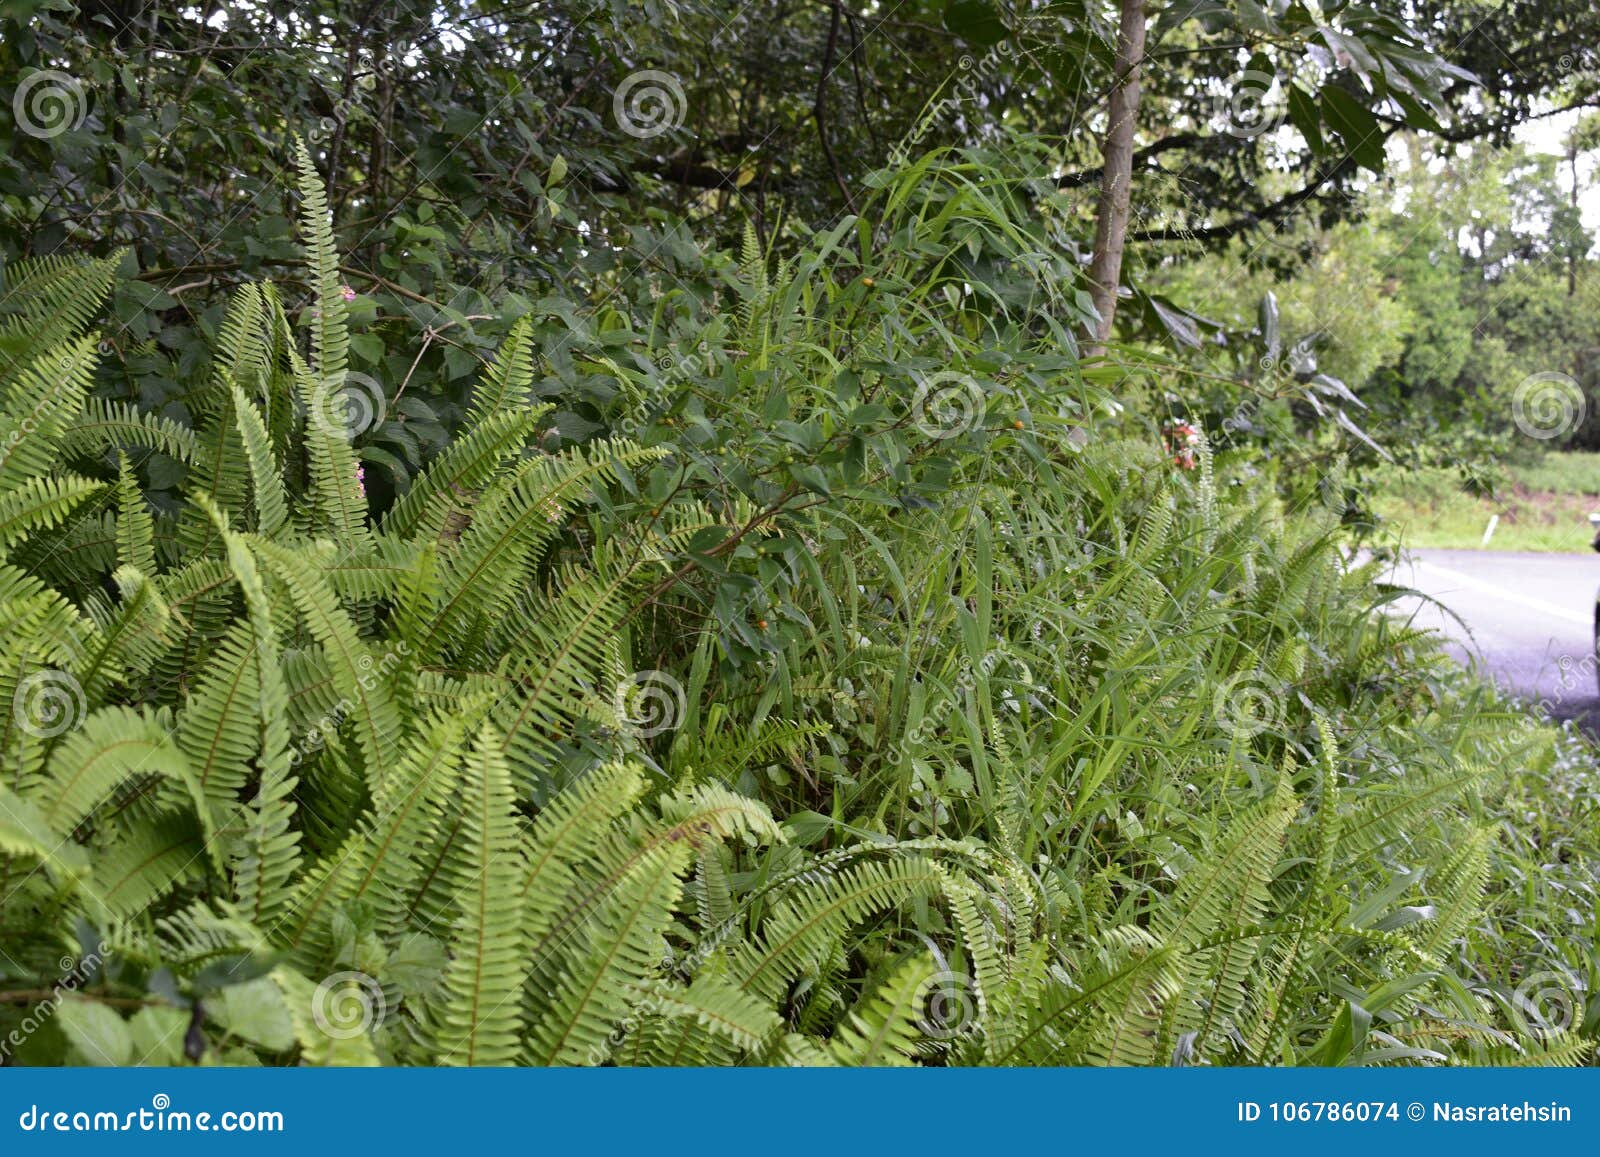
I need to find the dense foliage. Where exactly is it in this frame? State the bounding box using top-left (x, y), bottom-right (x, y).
top-left (8, 0), bottom-right (1600, 478)
top-left (0, 139), bottom-right (1595, 1067)
top-left (1153, 122), bottom-right (1600, 497)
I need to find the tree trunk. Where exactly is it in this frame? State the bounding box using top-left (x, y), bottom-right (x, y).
top-left (1085, 0), bottom-right (1148, 356)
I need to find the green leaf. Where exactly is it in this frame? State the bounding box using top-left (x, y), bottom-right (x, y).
top-left (1287, 84), bottom-right (1323, 153)
top-left (58, 1000), bottom-right (133, 1066)
top-left (1258, 292), bottom-right (1280, 360)
top-left (943, 1), bottom-right (1007, 47)
top-left (1320, 86), bottom-right (1386, 172)
top-left (127, 1006), bottom-right (190, 1066)
top-left (209, 977), bottom-right (297, 1052)
top-left (349, 332), bottom-right (385, 364)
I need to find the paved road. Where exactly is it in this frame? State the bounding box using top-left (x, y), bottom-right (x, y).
top-left (1390, 548), bottom-right (1600, 729)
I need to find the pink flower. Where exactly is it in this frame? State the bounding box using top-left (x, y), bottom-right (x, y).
top-left (340, 284), bottom-right (357, 302)
top-left (1161, 421), bottom-right (1201, 471)
top-left (355, 464), bottom-right (366, 495)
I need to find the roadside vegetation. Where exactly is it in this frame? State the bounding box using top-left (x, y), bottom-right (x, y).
top-left (2, 149), bottom-right (1595, 1067)
top-left (1371, 452), bottom-right (1600, 552)
top-left (2, 1), bottom-right (1598, 1067)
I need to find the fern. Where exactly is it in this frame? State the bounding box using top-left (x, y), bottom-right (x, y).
top-left (829, 954), bottom-right (937, 1066)
top-left (429, 730), bottom-right (528, 1065)
top-left (0, 154), bottom-right (1590, 1073)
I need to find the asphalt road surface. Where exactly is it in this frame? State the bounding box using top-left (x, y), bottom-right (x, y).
top-left (1389, 548), bottom-right (1600, 731)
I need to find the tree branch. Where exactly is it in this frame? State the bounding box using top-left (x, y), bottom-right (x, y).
top-left (1124, 98), bottom-right (1600, 246)
top-left (1085, 0), bottom-right (1148, 352)
top-left (1128, 158), bottom-right (1353, 243)
top-left (814, 1), bottom-right (856, 214)
top-left (1056, 132), bottom-right (1202, 189)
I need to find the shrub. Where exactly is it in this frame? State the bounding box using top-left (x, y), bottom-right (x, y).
top-left (0, 143), bottom-right (1593, 1066)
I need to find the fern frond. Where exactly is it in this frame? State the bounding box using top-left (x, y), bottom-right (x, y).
top-left (292, 138), bottom-right (348, 386)
top-left (428, 729), bottom-right (528, 1066)
top-left (0, 255), bottom-right (117, 391)
top-left (519, 762), bottom-right (649, 953)
top-left (59, 398), bottom-right (198, 464)
top-left (91, 810), bottom-right (203, 920)
top-left (465, 315), bottom-right (538, 426)
top-left (288, 348), bottom-right (366, 537)
top-left (522, 835), bottom-right (690, 1065)
top-left (628, 972), bottom-right (783, 1059)
top-left (272, 966), bottom-right (382, 1066)
top-left (416, 439), bottom-right (665, 662)
top-left (0, 334), bottom-right (101, 492)
top-left (0, 473), bottom-right (106, 549)
top-left (37, 706), bottom-right (202, 838)
top-left (829, 953), bottom-right (936, 1066)
top-left (382, 405), bottom-right (550, 542)
top-left (114, 455), bottom-right (156, 574)
top-left (249, 537), bottom-right (401, 779)
top-left (732, 856), bottom-right (946, 1004)
top-left (230, 382), bottom-right (289, 536)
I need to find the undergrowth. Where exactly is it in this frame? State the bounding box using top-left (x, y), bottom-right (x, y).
top-left (0, 141), bottom-right (1594, 1067)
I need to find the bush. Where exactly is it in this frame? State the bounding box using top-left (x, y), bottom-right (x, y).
top-left (0, 144), bottom-right (1594, 1067)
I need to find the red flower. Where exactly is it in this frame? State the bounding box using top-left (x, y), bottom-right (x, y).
top-left (1161, 421), bottom-right (1201, 470)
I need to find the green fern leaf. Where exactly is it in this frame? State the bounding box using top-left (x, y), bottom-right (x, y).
top-left (429, 729), bottom-right (529, 1066)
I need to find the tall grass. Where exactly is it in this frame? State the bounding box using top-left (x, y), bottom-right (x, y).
top-left (0, 142), bottom-right (1594, 1065)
